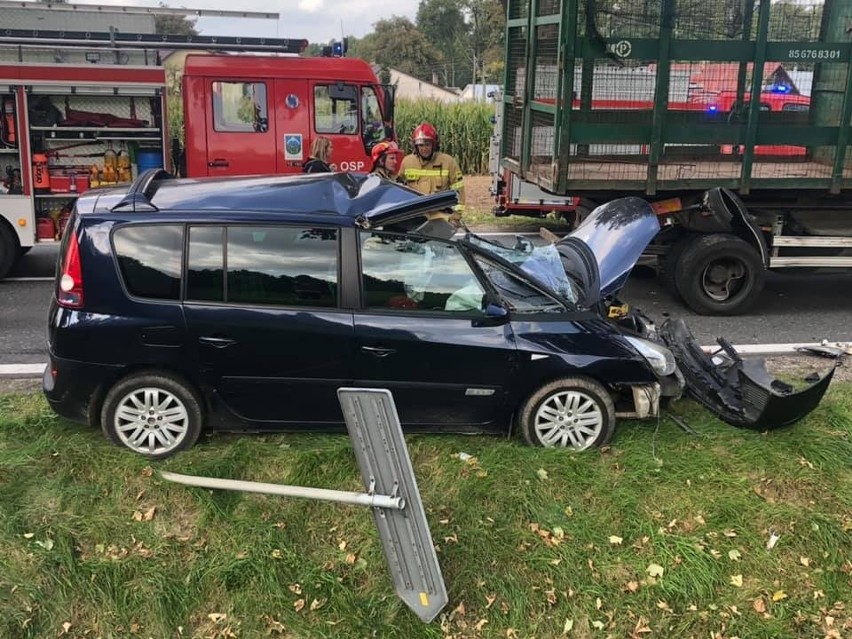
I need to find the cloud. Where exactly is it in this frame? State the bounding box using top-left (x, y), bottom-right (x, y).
top-left (298, 0), bottom-right (324, 13)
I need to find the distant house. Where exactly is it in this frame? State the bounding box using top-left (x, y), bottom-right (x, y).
top-left (459, 84), bottom-right (502, 101)
top-left (379, 67), bottom-right (460, 103)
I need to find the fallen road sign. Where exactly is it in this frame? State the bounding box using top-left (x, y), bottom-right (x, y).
top-left (338, 387), bottom-right (448, 623)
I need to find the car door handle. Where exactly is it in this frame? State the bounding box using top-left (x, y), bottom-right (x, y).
top-left (199, 336), bottom-right (237, 348)
top-left (361, 345), bottom-right (396, 358)
top-left (208, 158), bottom-right (230, 168)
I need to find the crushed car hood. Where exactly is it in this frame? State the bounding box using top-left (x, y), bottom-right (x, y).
top-left (659, 318), bottom-right (835, 430)
top-left (555, 197), bottom-right (661, 306)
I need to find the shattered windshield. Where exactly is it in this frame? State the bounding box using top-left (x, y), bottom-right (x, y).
top-left (473, 257), bottom-right (566, 313)
top-left (465, 234), bottom-right (581, 307)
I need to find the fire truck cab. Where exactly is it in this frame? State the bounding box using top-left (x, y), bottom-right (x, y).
top-left (0, 29), bottom-right (395, 280)
top-left (183, 55), bottom-right (393, 178)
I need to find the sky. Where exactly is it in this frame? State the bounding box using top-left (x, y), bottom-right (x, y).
top-left (89, 0), bottom-right (422, 46)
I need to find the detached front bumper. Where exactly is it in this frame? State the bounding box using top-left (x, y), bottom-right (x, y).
top-left (659, 318), bottom-right (835, 430)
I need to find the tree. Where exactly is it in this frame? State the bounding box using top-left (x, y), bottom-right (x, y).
top-left (154, 3), bottom-right (198, 37)
top-left (368, 17), bottom-right (440, 83)
top-left (416, 0), bottom-right (470, 86)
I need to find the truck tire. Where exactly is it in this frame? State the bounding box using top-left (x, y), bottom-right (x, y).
top-left (0, 222), bottom-right (21, 280)
top-left (674, 233), bottom-right (764, 316)
top-left (660, 234), bottom-right (695, 301)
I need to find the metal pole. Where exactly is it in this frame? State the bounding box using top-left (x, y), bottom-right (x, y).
top-left (159, 471), bottom-right (406, 511)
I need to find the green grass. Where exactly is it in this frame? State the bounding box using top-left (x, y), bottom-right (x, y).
top-left (1, 388), bottom-right (850, 638)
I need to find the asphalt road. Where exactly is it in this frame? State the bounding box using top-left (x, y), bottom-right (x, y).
top-left (2, 242), bottom-right (852, 369)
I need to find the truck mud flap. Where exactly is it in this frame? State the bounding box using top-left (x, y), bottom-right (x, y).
top-left (659, 318), bottom-right (835, 430)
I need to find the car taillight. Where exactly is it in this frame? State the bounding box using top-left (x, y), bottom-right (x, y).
top-left (58, 230), bottom-right (84, 308)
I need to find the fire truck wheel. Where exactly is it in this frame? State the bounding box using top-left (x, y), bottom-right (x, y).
top-left (516, 377), bottom-right (615, 450)
top-left (0, 222), bottom-right (21, 280)
top-left (674, 233), bottom-right (765, 316)
top-left (101, 372), bottom-right (204, 459)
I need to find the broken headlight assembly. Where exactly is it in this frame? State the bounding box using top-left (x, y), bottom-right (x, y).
top-left (622, 336), bottom-right (677, 377)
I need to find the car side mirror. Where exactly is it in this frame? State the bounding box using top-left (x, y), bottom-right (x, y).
top-left (473, 302), bottom-right (509, 327)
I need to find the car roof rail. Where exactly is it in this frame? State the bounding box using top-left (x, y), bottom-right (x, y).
top-left (110, 169), bottom-right (175, 213)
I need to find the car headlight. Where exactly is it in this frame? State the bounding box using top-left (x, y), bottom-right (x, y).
top-left (623, 336), bottom-right (677, 377)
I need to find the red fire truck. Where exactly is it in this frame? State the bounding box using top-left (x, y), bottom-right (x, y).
top-left (0, 29), bottom-right (394, 279)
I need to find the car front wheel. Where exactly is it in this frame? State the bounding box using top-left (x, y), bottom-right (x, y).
top-left (517, 377), bottom-right (616, 450)
top-left (101, 372), bottom-right (203, 459)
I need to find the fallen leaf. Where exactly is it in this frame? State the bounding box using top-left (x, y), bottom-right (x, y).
top-left (799, 556), bottom-right (810, 567)
top-left (536, 468), bottom-right (549, 481)
top-left (772, 590), bottom-right (787, 602)
top-left (730, 574), bottom-right (743, 587)
top-left (656, 600), bottom-right (671, 611)
top-left (271, 549), bottom-right (282, 559)
top-left (310, 598), bottom-right (326, 611)
top-left (723, 529), bottom-right (737, 538)
top-left (23, 533), bottom-right (34, 539)
top-left (338, 540), bottom-right (346, 551)
top-left (646, 563), bottom-right (664, 578)
top-left (694, 515), bottom-right (706, 525)
top-left (288, 583), bottom-right (302, 595)
top-left (552, 526), bottom-right (565, 539)
top-left (293, 599), bottom-right (305, 612)
top-left (596, 597), bottom-right (602, 610)
top-left (345, 553), bottom-right (357, 565)
top-left (609, 535), bottom-right (623, 545)
top-left (753, 597), bottom-right (766, 613)
top-left (207, 613), bottom-right (226, 623)
top-left (453, 601), bottom-right (466, 617)
top-left (485, 594), bottom-right (497, 609)
top-left (35, 539), bottom-right (54, 551)
top-left (141, 466), bottom-right (153, 477)
top-left (626, 581), bottom-right (640, 593)
top-left (475, 619), bottom-right (488, 631)
top-left (143, 506), bottom-right (156, 521)
top-left (132, 511), bottom-right (143, 521)
top-left (728, 549), bottom-right (742, 561)
top-left (592, 620), bottom-right (605, 630)
top-left (562, 618), bottom-right (574, 634)
top-left (61, 622), bottom-right (72, 634)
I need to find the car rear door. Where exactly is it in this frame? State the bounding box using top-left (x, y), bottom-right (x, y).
top-left (352, 230), bottom-right (518, 430)
top-left (182, 223), bottom-right (353, 428)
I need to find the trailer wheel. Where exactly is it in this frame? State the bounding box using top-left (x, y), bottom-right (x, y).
top-left (0, 222), bottom-right (21, 280)
top-left (660, 234), bottom-right (695, 301)
top-left (675, 233), bottom-right (764, 315)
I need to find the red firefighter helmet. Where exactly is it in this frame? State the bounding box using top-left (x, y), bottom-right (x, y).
top-left (411, 121), bottom-right (439, 153)
top-left (371, 140), bottom-right (400, 165)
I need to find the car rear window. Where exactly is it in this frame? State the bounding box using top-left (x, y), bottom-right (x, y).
top-left (113, 225), bottom-right (184, 300)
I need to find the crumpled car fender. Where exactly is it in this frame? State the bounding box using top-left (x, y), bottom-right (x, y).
top-left (659, 318), bottom-right (835, 430)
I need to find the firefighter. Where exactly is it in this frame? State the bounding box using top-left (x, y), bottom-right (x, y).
top-left (400, 122), bottom-right (465, 215)
top-left (370, 140), bottom-right (403, 181)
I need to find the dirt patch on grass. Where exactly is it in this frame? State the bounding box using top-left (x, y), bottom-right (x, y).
top-left (464, 175), bottom-right (494, 212)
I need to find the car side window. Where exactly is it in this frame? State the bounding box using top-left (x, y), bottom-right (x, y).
top-left (113, 224), bottom-right (183, 300)
top-left (225, 226), bottom-right (338, 307)
top-left (360, 232), bottom-right (485, 314)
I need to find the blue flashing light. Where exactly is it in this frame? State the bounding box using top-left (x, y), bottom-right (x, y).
top-left (769, 84), bottom-right (790, 94)
top-left (708, 105), bottom-right (718, 112)
top-left (332, 41), bottom-right (343, 57)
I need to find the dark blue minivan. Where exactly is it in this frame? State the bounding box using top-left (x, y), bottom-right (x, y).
top-left (45, 169), bottom-right (688, 458)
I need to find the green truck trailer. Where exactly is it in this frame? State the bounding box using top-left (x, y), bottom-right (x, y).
top-left (496, 0), bottom-right (852, 315)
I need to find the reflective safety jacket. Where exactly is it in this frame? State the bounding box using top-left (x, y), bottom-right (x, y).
top-left (400, 151), bottom-right (465, 211)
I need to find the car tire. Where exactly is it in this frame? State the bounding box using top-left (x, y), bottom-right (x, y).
top-left (517, 377), bottom-right (616, 450)
top-left (674, 233), bottom-right (764, 316)
top-left (0, 222), bottom-right (20, 280)
top-left (101, 372), bottom-right (203, 459)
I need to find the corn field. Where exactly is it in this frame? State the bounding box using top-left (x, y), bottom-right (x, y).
top-left (394, 99), bottom-right (493, 175)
